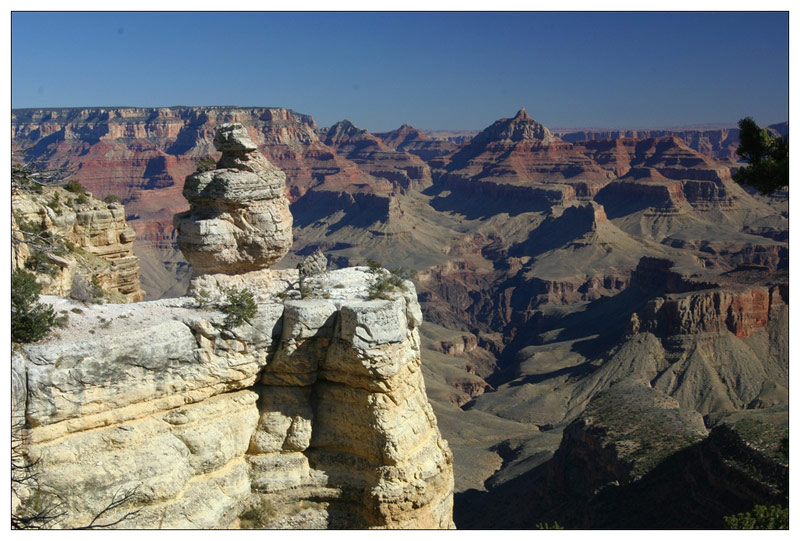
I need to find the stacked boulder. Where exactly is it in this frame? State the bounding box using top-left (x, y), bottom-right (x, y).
top-left (174, 123), bottom-right (293, 283)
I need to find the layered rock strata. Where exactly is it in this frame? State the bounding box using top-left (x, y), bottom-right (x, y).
top-left (11, 182), bottom-right (144, 302)
top-left (173, 123), bottom-right (293, 277)
top-left (321, 120), bottom-right (432, 190)
top-left (556, 121), bottom-right (787, 163)
top-left (12, 268), bottom-right (454, 529)
top-left (440, 109), bottom-right (616, 205)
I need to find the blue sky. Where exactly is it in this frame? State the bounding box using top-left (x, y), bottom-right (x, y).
top-left (11, 11), bottom-right (789, 131)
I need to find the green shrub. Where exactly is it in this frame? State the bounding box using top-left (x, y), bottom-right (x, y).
top-left (15, 217), bottom-right (44, 236)
top-left (64, 180), bottom-right (87, 195)
top-left (12, 269), bottom-right (56, 343)
top-left (24, 250), bottom-right (59, 277)
top-left (724, 505), bottom-right (789, 529)
top-left (103, 194), bottom-right (122, 204)
top-left (51, 238), bottom-right (74, 258)
top-left (46, 193), bottom-right (63, 216)
top-left (196, 157), bottom-right (217, 173)
top-left (239, 498), bottom-right (274, 529)
top-left (367, 267), bottom-right (414, 300)
top-left (74, 194), bottom-right (89, 205)
top-left (12, 164), bottom-right (44, 194)
top-left (366, 258), bottom-right (383, 273)
top-left (194, 289), bottom-right (214, 309)
top-left (221, 288), bottom-right (258, 328)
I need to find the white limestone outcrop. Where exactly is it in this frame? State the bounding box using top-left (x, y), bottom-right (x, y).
top-left (12, 268), bottom-right (454, 529)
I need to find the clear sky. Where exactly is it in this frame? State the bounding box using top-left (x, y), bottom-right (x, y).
top-left (11, 11), bottom-right (789, 132)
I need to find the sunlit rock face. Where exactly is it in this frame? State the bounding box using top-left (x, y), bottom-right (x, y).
top-left (11, 183), bottom-right (144, 302)
top-left (13, 269), bottom-right (454, 529)
top-left (174, 123), bottom-right (293, 276)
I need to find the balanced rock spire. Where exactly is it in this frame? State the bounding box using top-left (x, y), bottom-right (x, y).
top-left (174, 123), bottom-right (293, 276)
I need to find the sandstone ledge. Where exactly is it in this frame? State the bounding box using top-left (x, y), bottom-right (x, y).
top-left (13, 268), bottom-right (454, 529)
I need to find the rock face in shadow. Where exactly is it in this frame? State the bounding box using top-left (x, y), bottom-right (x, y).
top-left (12, 268), bottom-right (454, 529)
top-left (173, 123), bottom-right (293, 276)
top-left (454, 383), bottom-right (788, 529)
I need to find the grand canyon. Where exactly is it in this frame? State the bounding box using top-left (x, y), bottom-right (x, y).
top-left (11, 105), bottom-right (788, 528)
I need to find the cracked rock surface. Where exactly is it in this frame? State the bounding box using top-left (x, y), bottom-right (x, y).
top-left (13, 268), bottom-right (454, 529)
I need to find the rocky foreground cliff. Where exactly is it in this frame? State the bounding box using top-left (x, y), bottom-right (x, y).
top-left (11, 125), bottom-right (454, 529)
top-left (12, 269), bottom-right (454, 528)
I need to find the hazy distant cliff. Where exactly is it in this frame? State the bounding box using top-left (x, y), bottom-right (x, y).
top-left (554, 121), bottom-right (788, 162)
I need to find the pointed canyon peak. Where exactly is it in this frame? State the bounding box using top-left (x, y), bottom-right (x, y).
top-left (471, 107), bottom-right (557, 146)
top-left (174, 122), bottom-right (293, 276)
top-left (322, 119), bottom-right (397, 155)
top-left (375, 123), bottom-right (431, 149)
top-left (323, 119), bottom-right (365, 141)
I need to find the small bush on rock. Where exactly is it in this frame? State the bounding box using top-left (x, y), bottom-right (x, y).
top-left (12, 269), bottom-right (56, 343)
top-left (221, 287), bottom-right (258, 328)
top-left (367, 267), bottom-right (415, 300)
top-left (15, 216), bottom-right (45, 236)
top-left (366, 258), bottom-right (383, 273)
top-left (239, 498), bottom-right (275, 529)
top-left (724, 505), bottom-right (788, 529)
top-left (194, 289), bottom-right (214, 309)
top-left (24, 250), bottom-right (59, 277)
top-left (64, 180), bottom-right (87, 195)
top-left (103, 194), bottom-right (122, 204)
top-left (12, 164), bottom-right (44, 194)
top-left (46, 193), bottom-right (63, 216)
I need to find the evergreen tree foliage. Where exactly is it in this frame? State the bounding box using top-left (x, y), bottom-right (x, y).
top-left (11, 269), bottom-right (56, 343)
top-left (734, 117), bottom-right (789, 194)
top-left (221, 287), bottom-right (258, 328)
